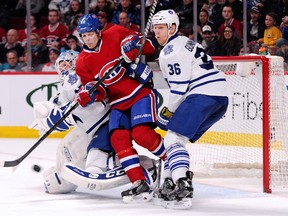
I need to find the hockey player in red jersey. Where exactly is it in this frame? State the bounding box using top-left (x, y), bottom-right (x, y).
top-left (75, 14), bottom-right (166, 202)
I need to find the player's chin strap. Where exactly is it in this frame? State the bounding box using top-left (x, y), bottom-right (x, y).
top-left (0, 0), bottom-right (160, 169)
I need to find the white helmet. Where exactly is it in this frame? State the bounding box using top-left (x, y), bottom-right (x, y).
top-left (55, 50), bottom-right (79, 82)
top-left (152, 9), bottom-right (179, 34)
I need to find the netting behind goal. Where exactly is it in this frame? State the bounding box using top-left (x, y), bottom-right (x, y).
top-left (186, 55), bottom-right (288, 192)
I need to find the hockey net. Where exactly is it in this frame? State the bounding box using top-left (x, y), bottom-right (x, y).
top-left (185, 55), bottom-right (288, 193)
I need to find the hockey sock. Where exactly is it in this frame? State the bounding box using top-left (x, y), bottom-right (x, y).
top-left (111, 129), bottom-right (146, 183)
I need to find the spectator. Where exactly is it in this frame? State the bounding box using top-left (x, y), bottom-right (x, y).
top-left (41, 47), bottom-right (60, 72)
top-left (89, 0), bottom-right (115, 22)
top-left (0, 27), bottom-right (6, 44)
top-left (70, 14), bottom-right (83, 38)
top-left (39, 9), bottom-right (70, 50)
top-left (48, 0), bottom-right (75, 18)
top-left (276, 16), bottom-right (288, 48)
top-left (61, 34), bottom-right (82, 52)
top-left (19, 50), bottom-right (32, 71)
top-left (247, 6), bottom-right (265, 43)
top-left (112, 0), bottom-right (140, 26)
top-left (174, 0), bottom-right (194, 35)
top-left (200, 25), bottom-right (216, 49)
top-left (201, 0), bottom-right (223, 30)
top-left (29, 33), bottom-right (49, 70)
top-left (15, 0), bottom-right (45, 17)
top-left (145, 0), bottom-right (170, 25)
top-left (224, 0), bottom-right (243, 21)
top-left (18, 14), bottom-right (40, 47)
top-left (238, 45), bottom-right (252, 56)
top-left (0, 29), bottom-right (24, 63)
top-left (206, 25), bottom-right (242, 56)
top-left (0, 50), bottom-right (21, 72)
top-left (275, 44), bottom-right (288, 70)
top-left (258, 12), bottom-right (282, 54)
top-left (218, 5), bottom-right (243, 39)
top-left (118, 11), bottom-right (140, 32)
top-left (197, 9), bottom-right (216, 42)
top-left (97, 11), bottom-right (114, 32)
top-left (62, 0), bottom-right (84, 32)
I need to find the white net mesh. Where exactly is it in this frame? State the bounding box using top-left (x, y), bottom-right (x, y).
top-left (186, 56), bottom-right (288, 191)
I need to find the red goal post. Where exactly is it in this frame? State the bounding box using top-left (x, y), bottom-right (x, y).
top-left (190, 55), bottom-right (288, 193)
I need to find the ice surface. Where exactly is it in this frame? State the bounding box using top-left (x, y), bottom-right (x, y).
top-left (0, 138), bottom-right (288, 216)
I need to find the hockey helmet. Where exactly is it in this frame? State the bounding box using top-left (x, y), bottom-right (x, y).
top-left (77, 14), bottom-right (101, 34)
top-left (152, 9), bottom-right (180, 34)
top-left (55, 50), bottom-right (79, 82)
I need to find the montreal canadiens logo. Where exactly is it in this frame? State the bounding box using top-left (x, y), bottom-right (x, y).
top-left (99, 59), bottom-right (126, 86)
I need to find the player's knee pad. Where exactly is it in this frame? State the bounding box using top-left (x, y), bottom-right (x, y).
top-left (43, 166), bottom-right (77, 194)
top-left (164, 130), bottom-right (189, 148)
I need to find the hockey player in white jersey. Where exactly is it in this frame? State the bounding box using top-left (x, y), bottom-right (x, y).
top-left (151, 10), bottom-right (229, 209)
top-left (30, 50), bottom-right (158, 195)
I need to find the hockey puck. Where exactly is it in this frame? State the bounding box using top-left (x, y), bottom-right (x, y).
top-left (32, 164), bottom-right (41, 172)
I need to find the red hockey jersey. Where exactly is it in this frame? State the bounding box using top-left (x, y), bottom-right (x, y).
top-left (39, 23), bottom-right (69, 48)
top-left (76, 25), bottom-right (155, 110)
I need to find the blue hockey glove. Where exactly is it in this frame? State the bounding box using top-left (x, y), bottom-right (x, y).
top-left (157, 106), bottom-right (174, 131)
top-left (121, 34), bottom-right (141, 63)
top-left (46, 104), bottom-right (74, 132)
top-left (127, 63), bottom-right (153, 84)
top-left (76, 82), bottom-right (106, 107)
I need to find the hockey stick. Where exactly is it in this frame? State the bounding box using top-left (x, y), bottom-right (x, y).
top-left (136, 0), bottom-right (158, 62)
top-left (0, 59), bottom-right (124, 168)
top-left (0, 1), bottom-right (158, 168)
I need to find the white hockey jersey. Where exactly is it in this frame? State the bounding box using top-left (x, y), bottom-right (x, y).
top-left (33, 72), bottom-right (110, 137)
top-left (159, 36), bottom-right (229, 112)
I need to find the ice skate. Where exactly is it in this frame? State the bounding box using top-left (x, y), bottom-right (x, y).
top-left (153, 177), bottom-right (175, 205)
top-left (161, 171), bottom-right (194, 209)
top-left (122, 180), bottom-right (153, 203)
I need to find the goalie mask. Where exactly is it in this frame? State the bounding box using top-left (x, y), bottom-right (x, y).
top-left (55, 50), bottom-right (79, 82)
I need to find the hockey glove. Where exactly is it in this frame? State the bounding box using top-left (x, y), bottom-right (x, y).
top-left (126, 63), bottom-right (153, 84)
top-left (121, 34), bottom-right (141, 63)
top-left (76, 81), bottom-right (106, 107)
top-left (29, 103), bottom-right (74, 135)
top-left (157, 106), bottom-right (174, 131)
top-left (46, 104), bottom-right (74, 132)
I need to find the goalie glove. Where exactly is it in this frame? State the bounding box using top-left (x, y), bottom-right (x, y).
top-left (29, 103), bottom-right (74, 135)
top-left (157, 106), bottom-right (174, 131)
top-left (76, 82), bottom-right (106, 107)
top-left (121, 34), bottom-right (141, 63)
top-left (126, 63), bottom-right (153, 84)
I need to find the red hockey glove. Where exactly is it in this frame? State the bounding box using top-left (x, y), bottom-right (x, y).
top-left (121, 34), bottom-right (141, 63)
top-left (76, 82), bottom-right (106, 107)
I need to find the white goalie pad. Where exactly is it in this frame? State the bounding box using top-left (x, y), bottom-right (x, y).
top-left (61, 164), bottom-right (130, 191)
top-left (43, 127), bottom-right (90, 194)
top-left (61, 155), bottom-right (159, 191)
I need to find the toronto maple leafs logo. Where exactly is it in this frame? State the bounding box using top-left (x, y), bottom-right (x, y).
top-left (67, 73), bottom-right (78, 85)
top-left (163, 44), bottom-right (174, 55)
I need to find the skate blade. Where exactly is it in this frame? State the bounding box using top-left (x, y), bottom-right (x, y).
top-left (161, 198), bottom-right (192, 210)
top-left (122, 192), bottom-right (153, 204)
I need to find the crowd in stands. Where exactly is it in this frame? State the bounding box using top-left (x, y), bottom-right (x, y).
top-left (1, 0), bottom-right (288, 72)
